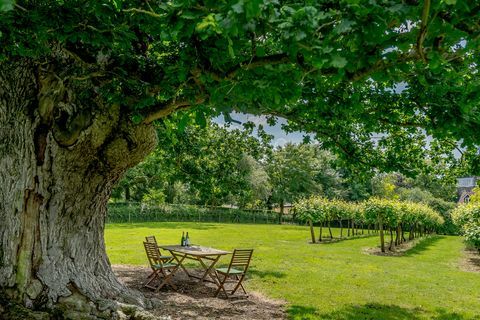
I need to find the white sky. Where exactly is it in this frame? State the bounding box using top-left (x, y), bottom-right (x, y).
top-left (214, 112), bottom-right (307, 147)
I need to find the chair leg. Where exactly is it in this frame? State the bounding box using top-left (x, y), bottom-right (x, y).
top-left (158, 273), bottom-right (177, 291)
top-left (215, 274), bottom-right (229, 298)
top-left (166, 269), bottom-right (178, 290)
top-left (156, 267), bottom-right (180, 292)
top-left (233, 274), bottom-right (248, 295)
top-left (144, 269), bottom-right (160, 289)
top-left (144, 273), bottom-right (154, 285)
top-left (168, 264), bottom-right (181, 289)
top-left (230, 274), bottom-right (247, 296)
top-left (155, 269), bottom-right (166, 292)
top-left (239, 282), bottom-right (247, 295)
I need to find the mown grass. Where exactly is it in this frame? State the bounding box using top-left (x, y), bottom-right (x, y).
top-left (105, 222), bottom-right (480, 319)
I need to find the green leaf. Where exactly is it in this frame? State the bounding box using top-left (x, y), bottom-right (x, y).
top-left (227, 37), bottom-right (235, 58)
top-left (295, 31), bottom-right (306, 41)
top-left (196, 14), bottom-right (218, 32)
top-left (334, 19), bottom-right (355, 34)
top-left (330, 55), bottom-right (348, 68)
top-left (131, 114), bottom-right (143, 125)
top-left (232, 1), bottom-right (244, 14)
top-left (181, 11), bottom-right (198, 20)
top-left (245, 0), bottom-right (263, 19)
top-left (195, 111), bottom-right (207, 127)
top-left (256, 47), bottom-right (266, 57)
top-left (178, 113), bottom-right (191, 133)
top-left (0, 0), bottom-right (15, 11)
top-left (443, 0), bottom-right (456, 4)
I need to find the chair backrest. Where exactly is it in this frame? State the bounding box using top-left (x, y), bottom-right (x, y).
top-left (145, 235), bottom-right (157, 245)
top-left (144, 241), bottom-right (163, 268)
top-left (227, 249), bottom-right (253, 273)
top-left (146, 235), bottom-right (165, 255)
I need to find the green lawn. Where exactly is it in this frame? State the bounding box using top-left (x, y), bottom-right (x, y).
top-left (105, 222), bottom-right (480, 320)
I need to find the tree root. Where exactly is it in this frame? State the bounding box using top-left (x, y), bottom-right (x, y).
top-left (0, 289), bottom-right (166, 320)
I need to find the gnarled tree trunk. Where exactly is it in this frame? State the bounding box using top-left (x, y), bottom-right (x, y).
top-left (0, 60), bottom-right (157, 318)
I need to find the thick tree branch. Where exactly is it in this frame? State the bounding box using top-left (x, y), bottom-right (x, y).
top-left (417, 0), bottom-right (431, 62)
top-left (70, 71), bottom-right (106, 81)
top-left (122, 8), bottom-right (165, 19)
top-left (207, 54), bottom-right (291, 81)
top-left (142, 95), bottom-right (206, 124)
top-left (348, 52), bottom-right (419, 82)
top-left (207, 49), bottom-right (424, 85)
top-left (226, 54), bottom-right (291, 78)
top-left (377, 117), bottom-right (426, 128)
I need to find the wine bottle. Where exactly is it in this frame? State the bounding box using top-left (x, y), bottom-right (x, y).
top-left (181, 232), bottom-right (185, 247)
top-left (185, 232), bottom-right (190, 247)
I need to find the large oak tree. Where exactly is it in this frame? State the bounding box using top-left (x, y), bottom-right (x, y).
top-left (0, 0), bottom-right (479, 318)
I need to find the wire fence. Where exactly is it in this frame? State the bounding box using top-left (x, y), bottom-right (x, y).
top-left (107, 202), bottom-right (298, 225)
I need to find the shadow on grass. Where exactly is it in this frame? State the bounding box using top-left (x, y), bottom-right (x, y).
top-left (248, 268), bottom-right (286, 279)
top-left (287, 303), bottom-right (468, 320)
top-left (311, 234), bottom-right (377, 245)
top-left (106, 222), bottom-right (220, 230)
top-left (365, 236), bottom-right (446, 258)
top-left (403, 235), bottom-right (445, 257)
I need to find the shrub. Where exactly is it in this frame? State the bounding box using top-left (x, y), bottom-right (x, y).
top-left (452, 204), bottom-right (480, 251)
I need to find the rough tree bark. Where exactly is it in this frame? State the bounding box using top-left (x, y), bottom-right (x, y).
top-left (0, 60), bottom-right (157, 318)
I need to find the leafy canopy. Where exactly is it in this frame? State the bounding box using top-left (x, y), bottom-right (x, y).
top-left (1, 1), bottom-right (479, 171)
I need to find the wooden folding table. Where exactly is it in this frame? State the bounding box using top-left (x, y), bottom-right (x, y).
top-left (159, 245), bottom-right (230, 284)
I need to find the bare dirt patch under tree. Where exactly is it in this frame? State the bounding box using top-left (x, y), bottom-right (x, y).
top-left (113, 265), bottom-right (286, 320)
top-left (459, 249), bottom-right (480, 273)
top-left (362, 236), bottom-right (437, 257)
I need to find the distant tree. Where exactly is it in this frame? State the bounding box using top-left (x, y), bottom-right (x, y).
top-left (236, 155), bottom-right (272, 208)
top-left (111, 147), bottom-right (174, 202)
top-left (267, 143), bottom-right (343, 222)
top-left (371, 173), bottom-right (400, 200)
top-left (338, 168), bottom-right (373, 201)
top-left (113, 120), bottom-right (272, 206)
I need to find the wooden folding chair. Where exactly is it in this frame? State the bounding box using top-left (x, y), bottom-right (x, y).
top-left (214, 249), bottom-right (253, 299)
top-left (143, 242), bottom-right (179, 291)
top-left (145, 235), bottom-right (173, 262)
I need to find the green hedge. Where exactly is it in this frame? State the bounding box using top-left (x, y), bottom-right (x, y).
top-left (452, 204), bottom-right (480, 252)
top-left (107, 202), bottom-right (295, 224)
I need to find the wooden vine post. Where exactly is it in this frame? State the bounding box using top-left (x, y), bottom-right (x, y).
top-left (379, 217), bottom-right (385, 253)
top-left (308, 219), bottom-right (316, 244)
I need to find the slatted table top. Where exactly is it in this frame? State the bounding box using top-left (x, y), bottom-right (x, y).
top-left (160, 245), bottom-right (231, 257)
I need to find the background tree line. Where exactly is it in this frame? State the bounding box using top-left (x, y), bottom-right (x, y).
top-left (111, 118), bottom-right (471, 230)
